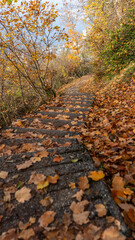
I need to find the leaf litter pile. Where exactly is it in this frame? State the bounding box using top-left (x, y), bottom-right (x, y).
top-left (80, 71), bottom-right (135, 237)
top-left (0, 74), bottom-right (134, 239)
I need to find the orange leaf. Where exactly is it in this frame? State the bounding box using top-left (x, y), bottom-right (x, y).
top-left (78, 176), bottom-right (89, 190)
top-left (38, 150), bottom-right (49, 158)
top-left (69, 182), bottom-right (76, 189)
top-left (88, 171), bottom-right (105, 181)
top-left (47, 175), bottom-right (59, 184)
top-left (38, 211), bottom-right (56, 228)
top-left (53, 156), bottom-right (63, 162)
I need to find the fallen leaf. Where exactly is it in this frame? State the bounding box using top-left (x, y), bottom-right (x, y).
top-left (124, 188), bottom-right (133, 196)
top-left (30, 157), bottom-right (41, 163)
top-left (15, 187), bottom-right (31, 203)
top-left (16, 120), bottom-right (24, 127)
top-left (95, 204), bottom-right (107, 217)
top-left (38, 150), bottom-right (49, 158)
top-left (28, 173), bottom-right (46, 185)
top-left (18, 228), bottom-right (35, 240)
top-left (69, 182), bottom-right (76, 189)
top-left (0, 144), bottom-right (5, 151)
top-left (73, 211), bottom-right (90, 225)
top-left (16, 160), bottom-right (32, 171)
top-left (37, 180), bottom-right (49, 190)
top-left (63, 142), bottom-right (72, 147)
top-left (38, 211), bottom-right (56, 228)
top-left (40, 196), bottom-right (53, 207)
top-left (83, 224), bottom-right (101, 240)
top-left (88, 170), bottom-right (105, 181)
top-left (124, 208), bottom-right (135, 231)
top-left (47, 175), bottom-right (59, 184)
top-left (72, 190), bottom-right (84, 202)
top-left (78, 176), bottom-right (89, 190)
top-left (70, 200), bottom-right (89, 214)
top-left (42, 139), bottom-right (52, 147)
top-left (0, 171), bottom-right (8, 179)
top-left (112, 176), bottom-right (124, 191)
top-left (53, 156), bottom-right (63, 162)
top-left (102, 226), bottom-right (126, 240)
top-left (71, 158), bottom-right (79, 163)
top-left (0, 228), bottom-right (17, 240)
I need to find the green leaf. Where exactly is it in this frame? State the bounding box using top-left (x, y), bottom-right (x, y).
top-left (71, 159), bottom-right (79, 163)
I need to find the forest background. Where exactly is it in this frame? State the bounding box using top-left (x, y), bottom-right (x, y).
top-left (0, 0), bottom-right (134, 128)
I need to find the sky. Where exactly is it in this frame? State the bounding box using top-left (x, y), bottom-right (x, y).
top-left (49, 0), bottom-right (85, 33)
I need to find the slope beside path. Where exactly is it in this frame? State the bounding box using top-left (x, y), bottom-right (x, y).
top-left (0, 76), bottom-right (131, 239)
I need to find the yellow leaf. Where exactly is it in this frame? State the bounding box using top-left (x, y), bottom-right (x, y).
top-left (88, 170), bottom-right (105, 181)
top-left (37, 180), bottom-right (49, 190)
top-left (124, 188), bottom-right (133, 196)
top-left (69, 182), bottom-right (76, 189)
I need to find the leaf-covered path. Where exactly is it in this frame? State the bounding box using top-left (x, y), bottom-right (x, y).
top-left (0, 76), bottom-right (131, 239)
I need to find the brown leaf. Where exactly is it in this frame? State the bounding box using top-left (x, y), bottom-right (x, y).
top-left (83, 224), bottom-right (101, 240)
top-left (0, 144), bottom-right (5, 151)
top-left (38, 150), bottom-right (49, 158)
top-left (0, 171), bottom-right (8, 179)
top-left (70, 200), bottom-right (89, 214)
top-left (47, 175), bottom-right (59, 184)
top-left (73, 211), bottom-right (90, 225)
top-left (30, 157), bottom-right (41, 163)
top-left (16, 160), bottom-right (32, 170)
top-left (102, 226), bottom-right (126, 240)
top-left (63, 142), bottom-right (72, 147)
top-left (0, 228), bottom-right (17, 240)
top-left (38, 211), bottom-right (56, 228)
top-left (40, 196), bottom-right (53, 207)
top-left (4, 186), bottom-right (16, 202)
top-left (18, 228), bottom-right (35, 240)
top-left (112, 176), bottom-right (124, 191)
top-left (15, 187), bottom-right (31, 203)
top-left (78, 176), bottom-right (89, 190)
top-left (123, 208), bottom-right (135, 231)
top-left (42, 139), bottom-right (52, 147)
top-left (72, 190), bottom-right (84, 202)
top-left (28, 172), bottom-right (46, 185)
top-left (53, 156), bottom-right (63, 163)
top-left (95, 204), bottom-right (107, 217)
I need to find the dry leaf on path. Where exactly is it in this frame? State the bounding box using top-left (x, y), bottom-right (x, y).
top-left (37, 180), bottom-right (49, 190)
top-left (16, 160), bottom-right (32, 171)
top-left (38, 211), bottom-right (56, 228)
top-left (70, 200), bottom-right (89, 214)
top-left (95, 204), bottom-right (107, 217)
top-left (53, 156), bottom-right (63, 163)
top-left (88, 170), bottom-right (105, 181)
top-left (78, 176), bottom-right (89, 190)
top-left (73, 211), bottom-right (90, 225)
top-left (69, 182), bottom-right (76, 189)
top-left (30, 157), bottom-right (41, 163)
top-left (38, 150), bottom-right (49, 158)
top-left (40, 196), bottom-right (53, 207)
top-left (28, 173), bottom-right (46, 185)
top-left (102, 226), bottom-right (126, 240)
top-left (15, 187), bottom-right (31, 203)
top-left (123, 208), bottom-right (135, 231)
top-left (72, 190), bottom-right (84, 202)
top-left (0, 171), bottom-right (8, 179)
top-left (47, 175), bottom-right (59, 184)
top-left (18, 228), bottom-right (35, 240)
top-left (83, 223), bottom-right (101, 240)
